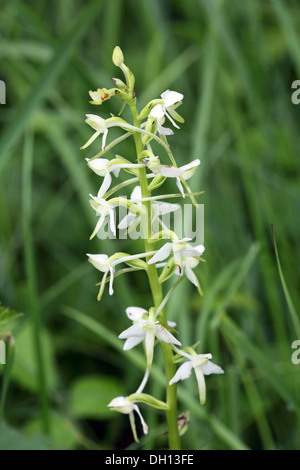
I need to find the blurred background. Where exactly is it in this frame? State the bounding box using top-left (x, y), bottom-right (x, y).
top-left (0, 0), bottom-right (299, 450)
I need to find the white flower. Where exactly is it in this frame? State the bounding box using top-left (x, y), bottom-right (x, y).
top-left (119, 306), bottom-right (181, 366)
top-left (87, 158), bottom-right (143, 198)
top-left (149, 104), bottom-right (174, 136)
top-left (87, 251), bottom-right (155, 300)
top-left (89, 194), bottom-right (116, 239)
top-left (169, 351), bottom-right (224, 405)
top-left (81, 114), bottom-right (111, 151)
top-left (87, 158), bottom-right (121, 198)
top-left (118, 186), bottom-right (179, 231)
top-left (86, 253), bottom-right (115, 296)
top-left (175, 248), bottom-right (205, 293)
top-left (149, 90), bottom-right (184, 133)
top-left (108, 395), bottom-right (148, 442)
top-left (148, 238), bottom-right (204, 273)
top-left (108, 366), bottom-right (150, 443)
top-left (158, 159), bottom-right (201, 197)
top-left (88, 88), bottom-right (111, 104)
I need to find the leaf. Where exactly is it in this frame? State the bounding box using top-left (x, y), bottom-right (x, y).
top-left (24, 412), bottom-right (79, 450)
top-left (0, 423), bottom-right (49, 450)
top-left (70, 375), bottom-right (123, 419)
top-left (10, 323), bottom-right (57, 393)
top-left (0, 305), bottom-right (23, 331)
top-left (0, 0), bottom-right (105, 174)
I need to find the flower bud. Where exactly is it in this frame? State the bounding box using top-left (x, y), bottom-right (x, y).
top-left (112, 46), bottom-right (124, 66)
top-left (111, 77), bottom-right (128, 92)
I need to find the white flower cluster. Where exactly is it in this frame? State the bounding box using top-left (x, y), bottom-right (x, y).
top-left (83, 47), bottom-right (224, 443)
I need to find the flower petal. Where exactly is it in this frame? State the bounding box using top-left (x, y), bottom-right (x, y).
top-left (109, 210), bottom-right (116, 236)
top-left (157, 124), bottom-right (174, 135)
top-left (90, 214), bottom-right (106, 240)
top-left (156, 202), bottom-right (180, 215)
top-left (102, 127), bottom-right (108, 150)
top-left (202, 360), bottom-right (224, 376)
top-left (86, 253), bottom-right (109, 272)
top-left (118, 213), bottom-right (137, 230)
top-left (169, 361), bottom-right (193, 385)
top-left (148, 242), bottom-right (172, 264)
top-left (86, 114), bottom-right (106, 131)
top-left (149, 104), bottom-right (164, 119)
top-left (97, 173), bottom-right (112, 198)
top-left (159, 165), bottom-right (180, 178)
top-left (133, 404), bottom-right (148, 435)
top-left (145, 329), bottom-right (156, 366)
top-left (118, 323), bottom-right (145, 339)
top-left (87, 158), bottom-right (109, 175)
top-left (123, 336), bottom-right (144, 350)
top-left (184, 265), bottom-right (200, 288)
top-left (161, 90), bottom-right (183, 107)
top-left (176, 177), bottom-right (185, 198)
top-left (108, 266), bottom-right (115, 295)
top-left (126, 306), bottom-right (148, 321)
top-left (194, 365), bottom-right (206, 405)
top-left (155, 324), bottom-right (181, 346)
top-left (129, 410), bottom-right (139, 442)
top-left (180, 159), bottom-right (201, 180)
top-left (130, 185), bottom-right (142, 203)
top-left (80, 131), bottom-right (101, 150)
top-left (108, 396), bottom-right (132, 412)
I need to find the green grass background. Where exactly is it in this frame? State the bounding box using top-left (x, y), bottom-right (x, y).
top-left (0, 0), bottom-right (299, 450)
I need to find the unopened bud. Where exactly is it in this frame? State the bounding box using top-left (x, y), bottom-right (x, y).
top-left (112, 77), bottom-right (128, 92)
top-left (112, 46), bottom-right (124, 67)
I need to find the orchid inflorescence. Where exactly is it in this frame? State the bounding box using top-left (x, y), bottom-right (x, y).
top-left (82, 46), bottom-right (224, 448)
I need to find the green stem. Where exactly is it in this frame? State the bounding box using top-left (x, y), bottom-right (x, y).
top-left (22, 129), bottom-right (50, 435)
top-left (129, 102), bottom-right (181, 450)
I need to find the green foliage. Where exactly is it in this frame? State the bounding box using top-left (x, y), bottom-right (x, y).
top-left (0, 305), bottom-right (22, 332)
top-left (0, 0), bottom-right (299, 450)
top-left (70, 375), bottom-right (123, 419)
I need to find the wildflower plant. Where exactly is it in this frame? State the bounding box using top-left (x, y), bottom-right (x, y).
top-left (82, 46), bottom-right (224, 450)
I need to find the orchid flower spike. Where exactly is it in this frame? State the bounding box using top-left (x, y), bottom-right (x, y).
top-left (157, 159), bottom-right (201, 198)
top-left (169, 349), bottom-right (224, 405)
top-left (119, 306), bottom-right (181, 367)
top-left (149, 90), bottom-right (184, 132)
top-left (148, 238), bottom-right (204, 274)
